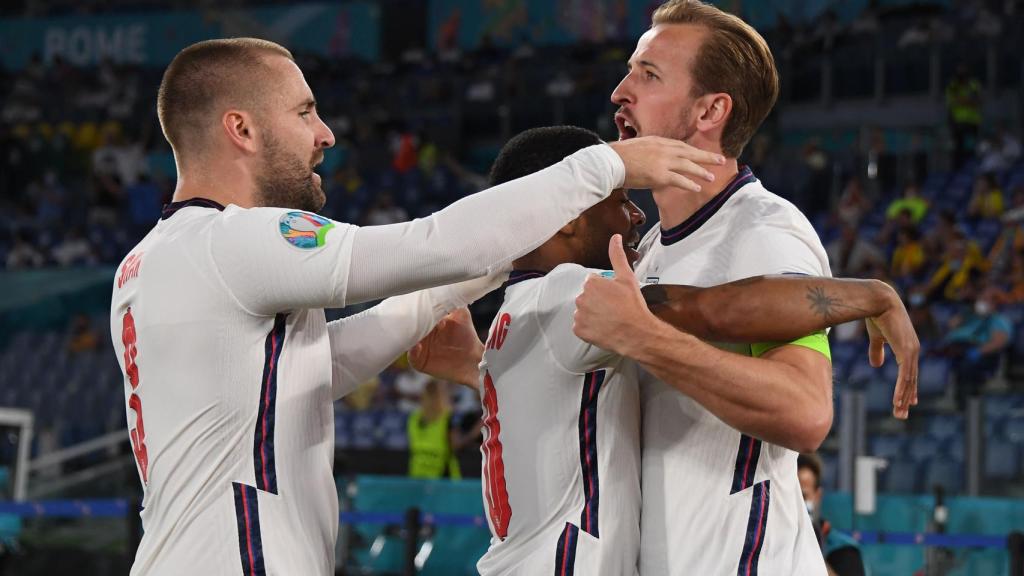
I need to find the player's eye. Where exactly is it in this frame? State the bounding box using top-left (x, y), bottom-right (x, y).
top-left (299, 111), bottom-right (311, 118)
top-left (645, 70), bottom-right (658, 81)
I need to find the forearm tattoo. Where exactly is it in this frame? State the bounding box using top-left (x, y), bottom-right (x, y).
top-left (806, 286), bottom-right (871, 323)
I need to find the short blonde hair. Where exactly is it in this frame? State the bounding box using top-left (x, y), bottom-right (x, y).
top-left (652, 1), bottom-right (778, 158)
top-left (157, 38), bottom-right (294, 158)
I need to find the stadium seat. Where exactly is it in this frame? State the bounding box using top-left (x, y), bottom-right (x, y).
top-left (881, 460), bottom-right (919, 493)
top-left (870, 434), bottom-right (907, 460)
top-left (918, 357), bottom-right (951, 397)
top-left (984, 439), bottom-right (1019, 480)
top-left (1004, 418), bottom-right (1024, 443)
top-left (865, 378), bottom-right (895, 414)
top-left (906, 435), bottom-right (942, 463)
top-left (923, 459), bottom-right (963, 493)
top-left (926, 414), bottom-right (963, 440)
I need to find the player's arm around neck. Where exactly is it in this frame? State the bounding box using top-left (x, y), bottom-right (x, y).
top-left (573, 236), bottom-right (832, 453)
top-left (642, 276), bottom-right (919, 419)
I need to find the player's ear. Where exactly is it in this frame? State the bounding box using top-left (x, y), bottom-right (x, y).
top-left (222, 109), bottom-right (257, 154)
top-left (695, 93), bottom-right (731, 133)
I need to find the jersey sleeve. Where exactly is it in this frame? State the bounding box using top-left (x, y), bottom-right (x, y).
top-left (731, 216), bottom-right (833, 360)
top-left (327, 272), bottom-right (505, 400)
top-left (343, 144), bottom-right (625, 305)
top-left (210, 206), bottom-right (357, 315)
top-left (212, 143), bottom-right (621, 315)
top-left (533, 265), bottom-right (618, 374)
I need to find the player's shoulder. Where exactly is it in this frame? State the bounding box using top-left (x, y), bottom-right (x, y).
top-left (213, 206), bottom-right (346, 251)
top-left (729, 180), bottom-right (818, 238)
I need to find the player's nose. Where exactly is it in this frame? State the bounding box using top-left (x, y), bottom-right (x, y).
top-left (316, 117), bottom-right (335, 149)
top-left (611, 74), bottom-right (634, 106)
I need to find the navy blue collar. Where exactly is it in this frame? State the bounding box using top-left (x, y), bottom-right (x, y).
top-left (505, 269), bottom-right (548, 287)
top-left (660, 166), bottom-right (756, 246)
top-left (161, 197), bottom-right (226, 220)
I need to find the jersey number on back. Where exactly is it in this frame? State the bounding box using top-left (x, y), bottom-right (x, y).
top-left (122, 308), bottom-right (149, 484)
top-left (481, 371), bottom-right (511, 539)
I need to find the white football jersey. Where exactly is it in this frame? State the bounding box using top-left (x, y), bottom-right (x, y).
top-left (107, 143), bottom-right (625, 576)
top-left (476, 265), bottom-right (641, 576)
top-left (634, 167), bottom-right (832, 575)
top-left (111, 200), bottom-right (357, 576)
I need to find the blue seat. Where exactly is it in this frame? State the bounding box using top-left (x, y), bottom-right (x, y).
top-left (1004, 418), bottom-right (1024, 443)
top-left (865, 378), bottom-right (895, 414)
top-left (907, 435), bottom-right (942, 463)
top-left (848, 361), bottom-right (880, 387)
top-left (927, 414), bottom-right (962, 440)
top-left (923, 459), bottom-right (963, 493)
top-left (870, 434), bottom-right (906, 460)
top-left (881, 460), bottom-right (918, 493)
top-left (984, 439), bottom-right (1019, 480)
top-left (918, 357), bottom-right (951, 397)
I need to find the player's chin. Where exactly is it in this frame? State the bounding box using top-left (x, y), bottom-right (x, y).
top-left (625, 246), bottom-right (640, 268)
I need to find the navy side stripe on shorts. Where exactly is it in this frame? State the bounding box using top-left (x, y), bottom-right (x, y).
top-left (554, 522), bottom-right (580, 576)
top-left (737, 480), bottom-right (771, 576)
top-left (730, 434), bottom-right (762, 494)
top-left (254, 313), bottom-right (287, 495)
top-left (578, 370), bottom-right (605, 537)
top-left (233, 482), bottom-right (267, 576)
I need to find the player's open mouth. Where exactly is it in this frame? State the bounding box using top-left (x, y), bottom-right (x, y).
top-left (615, 112), bottom-right (639, 140)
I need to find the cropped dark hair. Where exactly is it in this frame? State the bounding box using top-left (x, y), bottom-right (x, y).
top-left (489, 126), bottom-right (603, 186)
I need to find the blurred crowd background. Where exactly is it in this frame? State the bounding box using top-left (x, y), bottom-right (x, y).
top-left (0, 0), bottom-right (1023, 574)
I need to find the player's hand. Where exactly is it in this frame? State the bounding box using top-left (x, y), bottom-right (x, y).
top-left (573, 234), bottom-right (658, 356)
top-left (864, 293), bottom-right (920, 419)
top-left (409, 307), bottom-right (484, 389)
top-left (609, 136), bottom-right (725, 192)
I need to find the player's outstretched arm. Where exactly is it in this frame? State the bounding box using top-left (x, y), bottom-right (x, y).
top-left (327, 274), bottom-right (502, 401)
top-left (343, 137), bottom-right (725, 305)
top-left (642, 275), bottom-right (920, 417)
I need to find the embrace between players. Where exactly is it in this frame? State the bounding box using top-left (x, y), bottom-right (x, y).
top-left (110, 1), bottom-right (918, 574)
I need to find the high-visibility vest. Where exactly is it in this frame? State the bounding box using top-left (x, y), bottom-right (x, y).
top-left (407, 409), bottom-right (461, 479)
top-left (946, 79), bottom-right (982, 125)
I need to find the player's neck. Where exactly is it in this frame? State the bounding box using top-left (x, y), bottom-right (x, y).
top-left (652, 159), bottom-right (739, 231)
top-left (171, 168), bottom-right (255, 209)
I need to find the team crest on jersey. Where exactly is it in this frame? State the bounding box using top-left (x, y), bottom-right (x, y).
top-left (279, 211), bottom-right (334, 249)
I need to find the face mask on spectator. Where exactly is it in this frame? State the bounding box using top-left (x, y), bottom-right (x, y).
top-left (975, 300), bottom-right (992, 316)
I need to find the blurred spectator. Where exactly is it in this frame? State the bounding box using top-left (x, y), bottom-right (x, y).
top-left (364, 192), bottom-right (409, 225)
top-left (5, 232), bottom-right (45, 269)
top-left (891, 226), bottom-right (926, 281)
top-left (921, 230), bottom-right (989, 302)
top-left (967, 172), bottom-right (1004, 220)
top-left (395, 366), bottom-right (430, 413)
top-left (937, 285), bottom-right (1012, 406)
top-left (67, 315), bottom-right (98, 354)
top-left (907, 290), bottom-right (943, 342)
top-left (88, 172), bottom-right (124, 228)
top-left (992, 253), bottom-right (1024, 306)
top-left (923, 210), bottom-right (958, 261)
top-left (341, 376), bottom-right (380, 411)
top-left (885, 183), bottom-right (928, 225)
top-left (986, 187), bottom-right (1024, 276)
top-left (126, 172), bottom-right (163, 230)
top-left (834, 177), bottom-right (872, 228)
top-left (946, 64), bottom-right (982, 169)
top-left (978, 129), bottom-right (1022, 174)
top-left (50, 226), bottom-right (97, 267)
top-left (827, 224), bottom-right (886, 276)
top-left (407, 379), bottom-right (461, 479)
top-left (798, 453), bottom-right (865, 576)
